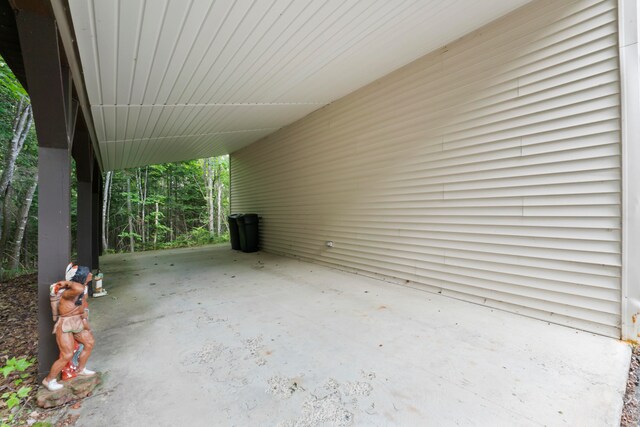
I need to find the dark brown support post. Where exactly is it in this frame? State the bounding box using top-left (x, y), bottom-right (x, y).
top-left (92, 160), bottom-right (101, 269)
top-left (16, 8), bottom-right (74, 378)
top-left (73, 126), bottom-right (93, 294)
top-left (76, 179), bottom-right (93, 270)
top-left (35, 147), bottom-right (70, 377)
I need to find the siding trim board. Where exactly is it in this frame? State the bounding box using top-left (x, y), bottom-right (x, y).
top-left (618, 0), bottom-right (640, 341)
top-left (231, 0), bottom-right (627, 338)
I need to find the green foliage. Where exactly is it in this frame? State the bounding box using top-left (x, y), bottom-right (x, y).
top-left (0, 55), bottom-right (232, 269)
top-left (117, 231), bottom-right (141, 242)
top-left (0, 357), bottom-right (33, 378)
top-left (0, 357), bottom-right (34, 426)
top-left (0, 56), bottom-right (38, 275)
top-left (1, 386), bottom-right (31, 410)
top-left (0, 266), bottom-right (36, 281)
top-left (158, 228), bottom-right (229, 250)
top-left (0, 57), bottom-right (27, 101)
top-left (105, 156), bottom-right (230, 253)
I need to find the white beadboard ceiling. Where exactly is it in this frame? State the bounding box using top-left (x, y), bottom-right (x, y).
top-left (68, 0), bottom-right (531, 170)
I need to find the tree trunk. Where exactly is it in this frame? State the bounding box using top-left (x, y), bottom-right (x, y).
top-left (168, 175), bottom-right (174, 241)
top-left (153, 201), bottom-right (159, 249)
top-left (205, 159), bottom-right (215, 236)
top-left (0, 185), bottom-right (15, 261)
top-left (135, 169), bottom-right (142, 246)
top-left (216, 180), bottom-right (223, 236)
top-left (140, 167), bottom-right (148, 246)
top-left (7, 176), bottom-right (37, 271)
top-left (0, 102), bottom-right (32, 244)
top-left (22, 220), bottom-right (28, 268)
top-left (101, 171), bottom-right (112, 251)
top-left (126, 175), bottom-right (135, 252)
top-left (0, 102), bottom-right (32, 197)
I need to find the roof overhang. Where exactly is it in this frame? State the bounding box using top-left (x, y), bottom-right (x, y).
top-left (69, 1), bottom-right (530, 170)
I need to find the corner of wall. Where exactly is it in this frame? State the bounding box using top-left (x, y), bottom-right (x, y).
top-left (619, 0), bottom-right (640, 341)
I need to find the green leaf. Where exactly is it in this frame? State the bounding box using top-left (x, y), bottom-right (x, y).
top-left (20, 373), bottom-right (29, 378)
top-left (13, 378), bottom-right (22, 386)
top-left (6, 395), bottom-right (19, 409)
top-left (17, 386), bottom-right (31, 398)
top-left (13, 358), bottom-right (32, 371)
top-left (1, 392), bottom-right (9, 398)
top-left (1, 365), bottom-right (15, 378)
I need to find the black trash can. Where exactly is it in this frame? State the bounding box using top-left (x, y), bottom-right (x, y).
top-left (237, 213), bottom-right (259, 253)
top-left (228, 214), bottom-right (242, 250)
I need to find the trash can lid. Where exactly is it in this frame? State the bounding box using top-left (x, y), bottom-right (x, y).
top-left (228, 213), bottom-right (243, 219)
top-left (242, 213), bottom-right (259, 224)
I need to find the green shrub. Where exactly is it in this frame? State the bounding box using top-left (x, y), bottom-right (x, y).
top-left (1, 357), bottom-right (34, 427)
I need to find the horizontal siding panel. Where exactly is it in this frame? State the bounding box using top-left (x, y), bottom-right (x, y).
top-left (258, 226), bottom-right (621, 267)
top-left (231, 0), bottom-right (622, 337)
top-left (259, 219), bottom-right (620, 242)
top-left (230, 213), bottom-right (621, 232)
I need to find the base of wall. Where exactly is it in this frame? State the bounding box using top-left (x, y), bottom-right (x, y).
top-left (263, 247), bottom-right (620, 339)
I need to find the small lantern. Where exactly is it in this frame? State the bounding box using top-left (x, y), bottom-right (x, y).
top-left (93, 271), bottom-right (107, 297)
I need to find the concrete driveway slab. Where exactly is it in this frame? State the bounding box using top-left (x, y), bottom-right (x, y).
top-left (75, 245), bottom-right (630, 426)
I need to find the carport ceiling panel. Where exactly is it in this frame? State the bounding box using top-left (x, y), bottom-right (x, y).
top-left (98, 128), bottom-right (276, 170)
top-left (69, 0), bottom-right (531, 170)
top-left (94, 104), bottom-right (321, 142)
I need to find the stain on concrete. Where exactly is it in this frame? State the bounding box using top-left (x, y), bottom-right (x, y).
top-left (187, 342), bottom-right (226, 365)
top-left (275, 377), bottom-right (375, 426)
top-left (267, 376), bottom-right (301, 400)
top-left (243, 335), bottom-right (271, 366)
top-left (343, 381), bottom-right (373, 397)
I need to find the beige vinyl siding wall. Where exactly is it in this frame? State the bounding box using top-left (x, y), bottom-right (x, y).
top-left (230, 0), bottom-right (622, 337)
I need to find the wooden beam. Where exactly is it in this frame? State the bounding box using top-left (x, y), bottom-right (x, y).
top-left (75, 127), bottom-right (94, 295)
top-left (0, 1), bottom-right (28, 90)
top-left (72, 120), bottom-right (91, 182)
top-left (16, 9), bottom-right (71, 149)
top-left (36, 147), bottom-right (70, 378)
top-left (92, 161), bottom-right (101, 269)
top-left (8, 0), bottom-right (53, 17)
top-left (16, 8), bottom-right (72, 378)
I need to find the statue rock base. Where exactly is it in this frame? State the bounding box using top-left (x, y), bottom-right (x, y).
top-left (36, 373), bottom-right (102, 408)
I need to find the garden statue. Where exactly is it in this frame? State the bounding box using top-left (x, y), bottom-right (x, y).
top-left (42, 263), bottom-right (96, 391)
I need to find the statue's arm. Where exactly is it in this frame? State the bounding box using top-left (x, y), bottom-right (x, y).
top-left (56, 280), bottom-right (84, 299)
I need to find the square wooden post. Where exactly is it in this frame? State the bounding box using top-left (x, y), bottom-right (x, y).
top-left (17, 9), bottom-right (75, 378)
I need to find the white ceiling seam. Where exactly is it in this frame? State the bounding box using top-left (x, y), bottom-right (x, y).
top-left (92, 104), bottom-right (322, 139)
top-left (100, 128), bottom-right (280, 144)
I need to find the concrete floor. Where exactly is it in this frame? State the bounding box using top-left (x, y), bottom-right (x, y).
top-left (75, 245), bottom-right (629, 426)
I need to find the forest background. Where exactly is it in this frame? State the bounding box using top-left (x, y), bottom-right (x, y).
top-left (0, 57), bottom-right (230, 279)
